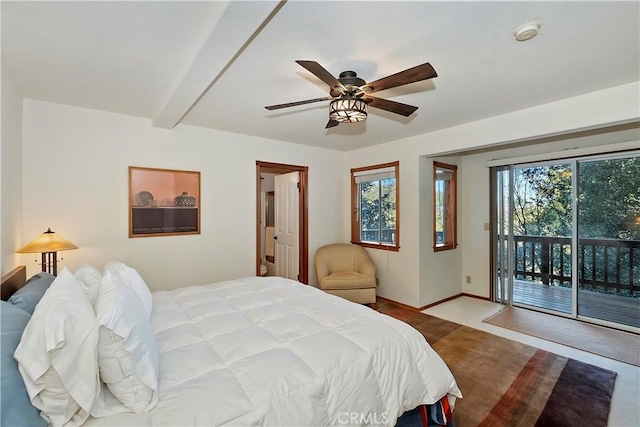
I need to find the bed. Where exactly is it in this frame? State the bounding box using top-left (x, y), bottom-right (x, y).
top-left (1, 265), bottom-right (461, 426)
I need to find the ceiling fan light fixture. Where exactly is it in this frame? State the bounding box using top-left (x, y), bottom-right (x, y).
top-left (329, 96), bottom-right (367, 123)
top-left (265, 60), bottom-right (437, 128)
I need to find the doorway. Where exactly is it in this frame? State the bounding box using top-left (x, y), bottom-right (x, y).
top-left (255, 161), bottom-right (309, 284)
top-left (492, 152), bottom-right (640, 331)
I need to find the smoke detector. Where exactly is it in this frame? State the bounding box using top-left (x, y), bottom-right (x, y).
top-left (514, 22), bottom-right (541, 42)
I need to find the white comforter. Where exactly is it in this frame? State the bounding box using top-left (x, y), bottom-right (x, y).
top-left (85, 277), bottom-right (461, 426)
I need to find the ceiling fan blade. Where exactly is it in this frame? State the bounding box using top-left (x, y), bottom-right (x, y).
top-left (265, 97), bottom-right (333, 110)
top-left (325, 119), bottom-right (340, 129)
top-left (362, 63), bottom-right (437, 94)
top-left (366, 96), bottom-right (418, 117)
top-left (296, 60), bottom-right (346, 94)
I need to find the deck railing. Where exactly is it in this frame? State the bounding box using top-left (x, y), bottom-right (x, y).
top-left (513, 235), bottom-right (640, 296)
top-left (361, 229), bottom-right (396, 244)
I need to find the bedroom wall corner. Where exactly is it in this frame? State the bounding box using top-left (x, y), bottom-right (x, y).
top-left (418, 155), bottom-right (463, 307)
top-left (459, 153), bottom-right (491, 298)
top-left (308, 153), bottom-right (350, 286)
top-left (345, 145), bottom-right (422, 307)
top-left (1, 71), bottom-right (23, 276)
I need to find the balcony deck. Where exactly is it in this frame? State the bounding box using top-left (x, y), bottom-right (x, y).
top-left (504, 279), bottom-right (640, 328)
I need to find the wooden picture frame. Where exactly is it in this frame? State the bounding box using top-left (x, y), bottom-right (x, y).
top-left (129, 166), bottom-right (201, 238)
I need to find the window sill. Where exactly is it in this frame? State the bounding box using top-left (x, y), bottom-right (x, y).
top-left (352, 241), bottom-right (400, 252)
top-left (434, 244), bottom-right (457, 252)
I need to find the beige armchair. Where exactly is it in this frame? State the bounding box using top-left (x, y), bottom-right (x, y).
top-left (315, 243), bottom-right (377, 308)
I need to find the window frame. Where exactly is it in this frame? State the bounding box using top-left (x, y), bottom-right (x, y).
top-left (433, 161), bottom-right (458, 252)
top-left (350, 161), bottom-right (400, 252)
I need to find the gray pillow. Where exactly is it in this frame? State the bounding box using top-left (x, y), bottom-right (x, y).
top-left (0, 301), bottom-right (46, 426)
top-left (8, 272), bottom-right (55, 315)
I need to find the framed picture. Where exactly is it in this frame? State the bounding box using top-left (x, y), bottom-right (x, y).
top-left (129, 166), bottom-right (201, 238)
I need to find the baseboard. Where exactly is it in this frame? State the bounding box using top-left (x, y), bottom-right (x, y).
top-left (421, 293), bottom-right (464, 309)
top-left (378, 293), bottom-right (491, 312)
top-left (462, 293), bottom-right (491, 301)
top-left (376, 296), bottom-right (425, 312)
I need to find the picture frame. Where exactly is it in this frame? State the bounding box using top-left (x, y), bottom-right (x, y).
top-left (129, 166), bottom-right (201, 238)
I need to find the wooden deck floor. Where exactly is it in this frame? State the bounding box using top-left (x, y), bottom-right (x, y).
top-left (501, 280), bottom-right (640, 328)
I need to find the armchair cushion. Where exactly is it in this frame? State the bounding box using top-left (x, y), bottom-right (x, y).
top-left (319, 271), bottom-right (376, 290)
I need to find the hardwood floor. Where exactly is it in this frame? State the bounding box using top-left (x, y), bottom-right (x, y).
top-left (375, 298), bottom-right (417, 319)
top-left (374, 298), bottom-right (445, 341)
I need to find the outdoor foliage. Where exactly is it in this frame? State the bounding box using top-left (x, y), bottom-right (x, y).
top-left (513, 158), bottom-right (640, 240)
top-left (578, 157), bottom-right (640, 240)
top-left (513, 165), bottom-right (572, 237)
top-left (510, 157), bottom-right (640, 293)
top-left (360, 179), bottom-right (396, 243)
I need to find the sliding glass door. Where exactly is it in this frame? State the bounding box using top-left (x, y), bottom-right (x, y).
top-left (496, 162), bottom-right (574, 314)
top-left (493, 166), bottom-right (511, 305)
top-left (577, 156), bottom-right (640, 327)
top-left (493, 152), bottom-right (639, 330)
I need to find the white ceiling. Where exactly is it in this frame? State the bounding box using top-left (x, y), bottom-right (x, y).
top-left (3, 1), bottom-right (639, 152)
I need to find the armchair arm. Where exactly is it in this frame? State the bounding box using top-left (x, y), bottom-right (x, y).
top-left (358, 257), bottom-right (376, 277)
top-left (315, 250), bottom-right (331, 282)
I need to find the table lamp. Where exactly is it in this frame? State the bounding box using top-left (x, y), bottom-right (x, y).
top-left (17, 228), bottom-right (78, 276)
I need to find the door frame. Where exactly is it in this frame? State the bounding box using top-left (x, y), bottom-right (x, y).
top-left (256, 161), bottom-right (309, 284)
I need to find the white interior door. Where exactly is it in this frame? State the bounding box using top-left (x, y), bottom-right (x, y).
top-left (274, 171), bottom-right (300, 280)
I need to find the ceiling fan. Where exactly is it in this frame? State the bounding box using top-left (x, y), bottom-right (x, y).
top-left (265, 60), bottom-right (437, 129)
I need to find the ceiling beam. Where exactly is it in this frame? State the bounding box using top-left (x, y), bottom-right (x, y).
top-left (152, 0), bottom-right (284, 129)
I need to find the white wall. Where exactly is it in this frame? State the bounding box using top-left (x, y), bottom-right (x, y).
top-left (344, 143), bottom-right (423, 306)
top-left (1, 71), bottom-right (23, 276)
top-left (418, 155), bottom-right (462, 307)
top-left (346, 81), bottom-right (639, 307)
top-left (459, 152), bottom-right (491, 298)
top-left (20, 99), bottom-right (346, 290)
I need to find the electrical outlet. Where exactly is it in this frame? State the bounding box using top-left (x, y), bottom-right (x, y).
top-left (466, 275), bottom-right (472, 284)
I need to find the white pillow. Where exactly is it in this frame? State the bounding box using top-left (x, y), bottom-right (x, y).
top-left (73, 264), bottom-right (102, 308)
top-left (14, 268), bottom-right (100, 427)
top-left (103, 262), bottom-right (152, 318)
top-left (95, 272), bottom-right (159, 413)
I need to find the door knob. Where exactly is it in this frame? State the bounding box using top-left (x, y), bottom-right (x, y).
top-left (273, 235), bottom-right (278, 240)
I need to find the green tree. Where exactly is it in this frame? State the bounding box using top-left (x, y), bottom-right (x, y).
top-left (360, 181), bottom-right (380, 237)
top-left (513, 159), bottom-right (640, 240)
top-left (578, 157), bottom-right (640, 240)
top-left (509, 157), bottom-right (639, 291)
top-left (360, 179), bottom-right (396, 243)
top-left (513, 165), bottom-right (572, 237)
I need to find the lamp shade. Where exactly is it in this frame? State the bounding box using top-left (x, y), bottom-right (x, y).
top-left (17, 228), bottom-right (78, 253)
top-left (329, 96), bottom-right (368, 123)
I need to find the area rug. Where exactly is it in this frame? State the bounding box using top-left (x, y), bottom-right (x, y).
top-left (377, 301), bottom-right (617, 427)
top-left (484, 306), bottom-right (640, 367)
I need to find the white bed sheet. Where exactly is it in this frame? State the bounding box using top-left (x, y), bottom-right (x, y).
top-left (85, 276), bottom-right (461, 426)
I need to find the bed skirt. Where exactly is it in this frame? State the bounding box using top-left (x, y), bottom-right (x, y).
top-left (396, 396), bottom-right (454, 427)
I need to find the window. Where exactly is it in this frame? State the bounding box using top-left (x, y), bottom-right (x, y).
top-left (351, 161), bottom-right (400, 251)
top-left (434, 161), bottom-right (457, 251)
